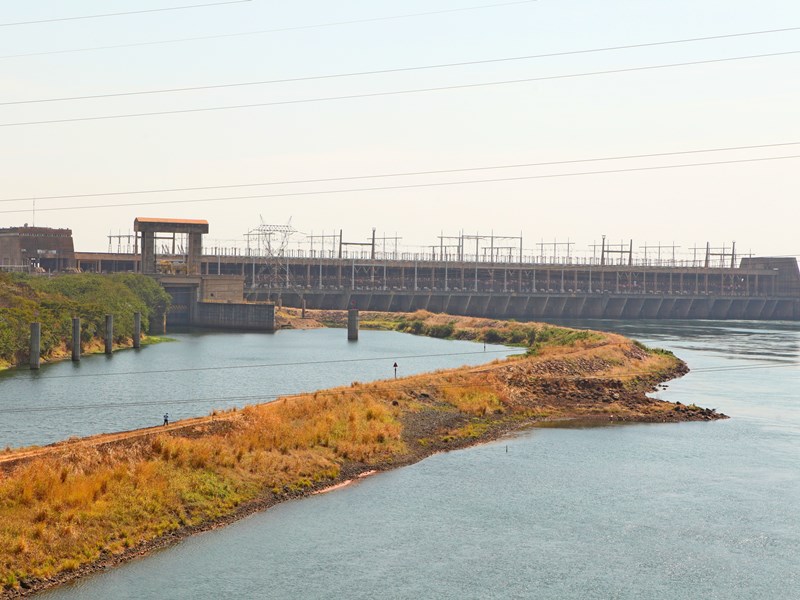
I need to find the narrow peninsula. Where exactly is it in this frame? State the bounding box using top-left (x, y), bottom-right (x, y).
top-left (0, 311), bottom-right (725, 596)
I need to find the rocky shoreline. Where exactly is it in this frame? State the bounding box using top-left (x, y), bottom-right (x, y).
top-left (0, 321), bottom-right (726, 597)
top-left (4, 378), bottom-right (720, 598)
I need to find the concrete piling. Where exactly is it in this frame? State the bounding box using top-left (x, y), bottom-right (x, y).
top-left (133, 312), bottom-right (141, 349)
top-left (347, 308), bottom-right (359, 341)
top-left (71, 317), bottom-right (81, 362)
top-left (30, 322), bottom-right (41, 370)
top-left (301, 299), bottom-right (307, 319)
top-left (105, 314), bottom-right (114, 355)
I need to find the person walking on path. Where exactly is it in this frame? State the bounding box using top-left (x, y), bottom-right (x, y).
top-left (163, 413), bottom-right (169, 426)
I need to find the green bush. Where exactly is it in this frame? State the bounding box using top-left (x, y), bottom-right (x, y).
top-left (427, 323), bottom-right (455, 339)
top-left (482, 329), bottom-right (504, 344)
top-left (0, 274), bottom-right (171, 366)
top-left (534, 325), bottom-right (601, 348)
top-left (406, 320), bottom-right (426, 335)
top-left (507, 328), bottom-right (528, 345)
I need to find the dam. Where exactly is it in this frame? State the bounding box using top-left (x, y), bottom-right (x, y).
top-left (65, 220), bottom-right (800, 323)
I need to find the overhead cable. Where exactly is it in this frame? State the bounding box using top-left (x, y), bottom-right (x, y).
top-left (2, 141), bottom-right (798, 204)
top-left (1, 154), bottom-right (798, 215)
top-left (2, 50), bottom-right (798, 128)
top-left (0, 361), bottom-right (796, 416)
top-left (20, 349), bottom-right (522, 381)
top-left (4, 27), bottom-right (800, 106)
top-left (0, 1), bottom-right (537, 58)
top-left (0, 1), bottom-right (252, 28)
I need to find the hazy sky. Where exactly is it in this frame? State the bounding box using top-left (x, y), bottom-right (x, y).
top-left (1, 0), bottom-right (798, 259)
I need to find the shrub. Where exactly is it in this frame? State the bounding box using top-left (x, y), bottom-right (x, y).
top-left (406, 320), bottom-right (425, 335)
top-left (507, 329), bottom-right (527, 345)
top-left (482, 329), bottom-right (504, 344)
top-left (0, 274), bottom-right (171, 365)
top-left (427, 323), bottom-right (454, 339)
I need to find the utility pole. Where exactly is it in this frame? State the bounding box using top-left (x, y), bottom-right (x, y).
top-left (639, 242), bottom-right (681, 266)
top-left (537, 240), bottom-right (574, 264)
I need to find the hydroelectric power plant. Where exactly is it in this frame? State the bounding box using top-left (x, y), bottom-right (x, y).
top-left (4, 219), bottom-right (799, 325)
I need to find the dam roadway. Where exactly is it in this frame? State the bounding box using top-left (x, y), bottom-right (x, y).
top-left (74, 251), bottom-right (800, 321)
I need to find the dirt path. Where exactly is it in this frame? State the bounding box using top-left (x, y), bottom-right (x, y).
top-left (0, 413), bottom-right (238, 472)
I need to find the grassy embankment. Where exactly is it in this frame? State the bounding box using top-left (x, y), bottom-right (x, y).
top-left (0, 317), bottom-right (724, 594)
top-left (277, 307), bottom-right (604, 350)
top-left (0, 273), bottom-right (171, 370)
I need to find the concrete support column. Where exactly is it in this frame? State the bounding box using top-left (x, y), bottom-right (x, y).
top-left (30, 322), bottom-right (41, 370)
top-left (302, 299), bottom-right (307, 319)
top-left (72, 317), bottom-right (81, 361)
top-left (141, 231), bottom-right (156, 274)
top-left (133, 312), bottom-right (142, 349)
top-left (105, 314), bottom-right (114, 355)
top-left (187, 232), bottom-right (203, 275)
top-left (348, 308), bottom-right (359, 341)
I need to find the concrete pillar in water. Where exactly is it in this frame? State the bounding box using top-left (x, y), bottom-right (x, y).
top-left (133, 312), bottom-right (142, 349)
top-left (105, 314), bottom-right (114, 355)
top-left (30, 322), bottom-right (41, 370)
top-left (347, 308), bottom-right (359, 341)
top-left (71, 317), bottom-right (81, 362)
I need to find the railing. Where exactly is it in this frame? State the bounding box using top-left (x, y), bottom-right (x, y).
top-left (89, 246), bottom-right (763, 270)
top-left (197, 249), bottom-right (741, 269)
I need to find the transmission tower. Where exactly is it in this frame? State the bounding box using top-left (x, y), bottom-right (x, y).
top-left (245, 217), bottom-right (298, 290)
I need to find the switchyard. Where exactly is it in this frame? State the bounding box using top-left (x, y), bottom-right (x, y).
top-left (64, 220), bottom-right (800, 322)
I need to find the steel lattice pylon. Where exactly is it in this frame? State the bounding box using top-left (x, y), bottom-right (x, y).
top-left (245, 217), bottom-right (297, 291)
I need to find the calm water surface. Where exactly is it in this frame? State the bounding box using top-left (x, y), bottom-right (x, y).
top-left (34, 321), bottom-right (800, 599)
top-left (0, 329), bottom-right (518, 449)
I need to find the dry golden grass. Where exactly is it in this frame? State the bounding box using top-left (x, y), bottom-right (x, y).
top-left (0, 385), bottom-right (407, 588)
top-left (441, 383), bottom-right (505, 416)
top-left (0, 324), bottom-right (687, 591)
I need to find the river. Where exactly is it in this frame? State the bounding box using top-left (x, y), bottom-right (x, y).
top-left (0, 329), bottom-right (519, 450)
top-left (21, 321), bottom-right (800, 599)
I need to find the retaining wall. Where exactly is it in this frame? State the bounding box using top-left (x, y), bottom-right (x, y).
top-left (194, 302), bottom-right (275, 331)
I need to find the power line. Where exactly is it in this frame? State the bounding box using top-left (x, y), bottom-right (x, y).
top-left (4, 26), bottom-right (800, 106)
top-left (1, 154), bottom-right (798, 215)
top-left (0, 360), bottom-right (795, 416)
top-left (2, 141), bottom-right (798, 204)
top-left (0, 1), bottom-right (538, 59)
top-left (686, 362), bottom-right (800, 374)
top-left (0, 378), bottom-right (657, 415)
top-left (0, 1), bottom-right (252, 28)
top-left (20, 349), bottom-right (523, 381)
top-left (0, 394), bottom-right (276, 414)
top-left (3, 50), bottom-right (797, 128)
